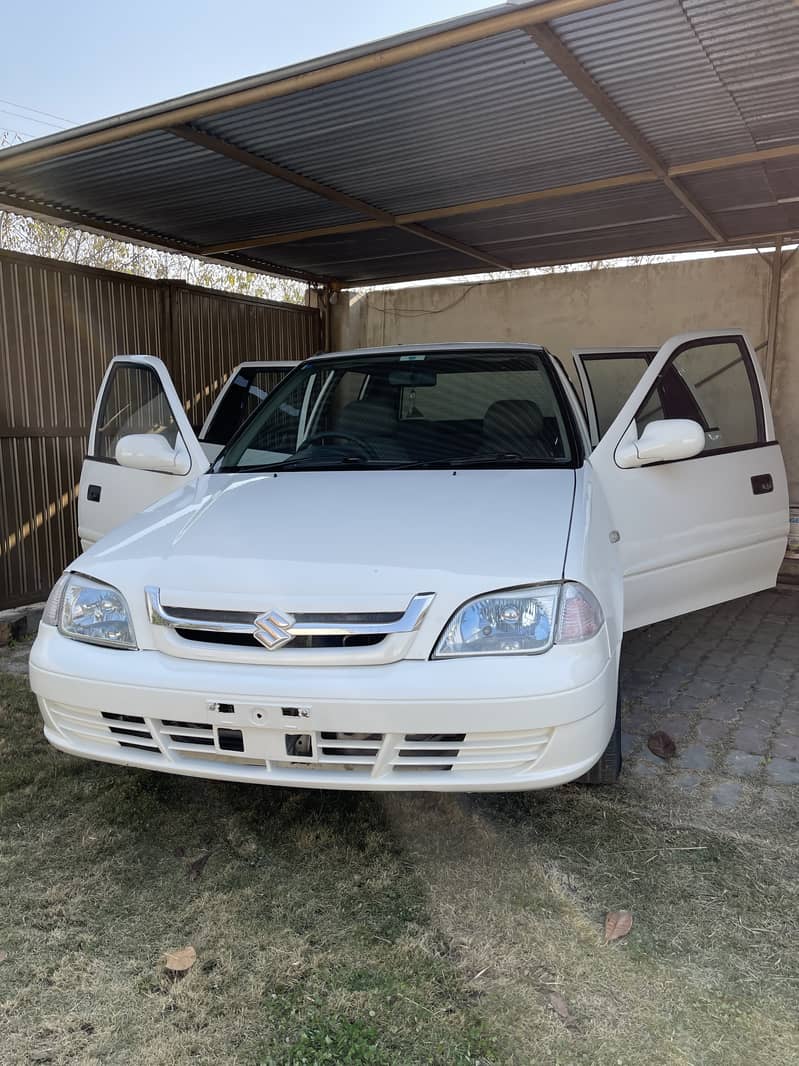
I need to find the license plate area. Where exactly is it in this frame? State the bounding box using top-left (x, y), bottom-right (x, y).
top-left (284, 733), bottom-right (313, 758)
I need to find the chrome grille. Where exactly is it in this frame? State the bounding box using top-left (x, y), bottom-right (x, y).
top-left (173, 628), bottom-right (384, 650)
top-left (146, 586), bottom-right (435, 662)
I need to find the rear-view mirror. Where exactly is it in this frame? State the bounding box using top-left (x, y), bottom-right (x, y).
top-left (115, 434), bottom-right (191, 475)
top-left (388, 368), bottom-right (438, 387)
top-left (616, 419), bottom-right (705, 469)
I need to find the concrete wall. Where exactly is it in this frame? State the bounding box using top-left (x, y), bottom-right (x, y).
top-left (334, 254), bottom-right (798, 499)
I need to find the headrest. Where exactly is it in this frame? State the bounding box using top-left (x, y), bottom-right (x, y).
top-left (482, 399), bottom-right (545, 449)
top-left (336, 398), bottom-right (398, 438)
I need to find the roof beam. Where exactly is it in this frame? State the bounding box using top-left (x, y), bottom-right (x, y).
top-left (201, 141), bottom-right (799, 255)
top-left (398, 223), bottom-right (510, 266)
top-left (170, 125), bottom-right (394, 223)
top-left (170, 125), bottom-right (511, 270)
top-left (201, 172), bottom-right (659, 253)
top-left (524, 23), bottom-right (726, 242)
top-left (0, 0), bottom-right (614, 173)
top-left (341, 228), bottom-right (799, 288)
top-left (203, 219), bottom-right (387, 253)
top-left (669, 143), bottom-right (799, 177)
top-left (0, 192), bottom-right (329, 285)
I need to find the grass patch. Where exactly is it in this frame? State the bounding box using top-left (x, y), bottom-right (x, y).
top-left (1, 670), bottom-right (797, 1065)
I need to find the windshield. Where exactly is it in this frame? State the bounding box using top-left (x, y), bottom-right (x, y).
top-left (216, 349), bottom-right (575, 472)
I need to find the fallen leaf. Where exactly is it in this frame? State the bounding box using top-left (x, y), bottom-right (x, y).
top-left (548, 993), bottom-right (571, 1021)
top-left (604, 910), bottom-right (633, 943)
top-left (164, 945), bottom-right (197, 974)
top-left (188, 850), bottom-right (210, 881)
top-left (647, 730), bottom-right (676, 760)
top-left (0, 951), bottom-right (7, 964)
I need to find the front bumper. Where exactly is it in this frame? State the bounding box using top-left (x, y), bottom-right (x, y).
top-left (30, 625), bottom-right (617, 792)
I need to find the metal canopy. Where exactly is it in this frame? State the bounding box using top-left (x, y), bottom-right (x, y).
top-left (1, 0), bottom-right (798, 287)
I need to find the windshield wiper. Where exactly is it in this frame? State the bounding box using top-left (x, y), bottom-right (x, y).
top-left (395, 452), bottom-right (552, 469)
top-left (221, 456), bottom-right (414, 473)
top-left (221, 453), bottom-right (556, 473)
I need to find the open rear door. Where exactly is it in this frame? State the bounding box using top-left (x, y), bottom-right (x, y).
top-left (78, 356), bottom-right (208, 549)
top-left (579, 331), bottom-right (788, 631)
top-left (198, 360), bottom-right (299, 461)
top-left (572, 347), bottom-right (656, 446)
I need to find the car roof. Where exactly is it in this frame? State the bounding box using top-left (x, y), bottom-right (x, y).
top-left (309, 342), bottom-right (548, 363)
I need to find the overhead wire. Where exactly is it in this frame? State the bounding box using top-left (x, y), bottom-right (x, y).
top-left (0, 109), bottom-right (69, 130)
top-left (0, 98), bottom-right (75, 126)
top-left (364, 282), bottom-right (484, 317)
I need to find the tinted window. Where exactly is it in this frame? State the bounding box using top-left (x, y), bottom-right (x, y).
top-left (637, 339), bottom-right (763, 452)
top-left (218, 350), bottom-right (575, 471)
top-left (578, 353), bottom-right (652, 436)
top-left (202, 366), bottom-right (296, 445)
top-left (93, 365), bottom-right (178, 460)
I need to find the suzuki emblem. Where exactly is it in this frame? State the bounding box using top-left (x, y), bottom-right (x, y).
top-left (253, 608), bottom-right (295, 650)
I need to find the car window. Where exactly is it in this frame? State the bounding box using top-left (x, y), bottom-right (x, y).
top-left (237, 368), bottom-right (367, 458)
top-left (403, 369), bottom-right (555, 420)
top-left (202, 366), bottom-right (296, 445)
top-left (577, 354), bottom-right (651, 437)
top-left (93, 364), bottom-right (179, 460)
top-left (217, 350), bottom-right (576, 471)
top-left (636, 338), bottom-right (764, 452)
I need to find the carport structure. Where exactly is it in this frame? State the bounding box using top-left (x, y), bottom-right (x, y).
top-left (1, 0), bottom-right (798, 293)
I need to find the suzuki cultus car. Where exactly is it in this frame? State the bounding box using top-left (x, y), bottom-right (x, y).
top-left (30, 334), bottom-right (788, 790)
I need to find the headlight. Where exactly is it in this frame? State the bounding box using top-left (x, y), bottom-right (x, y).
top-left (44, 572), bottom-right (137, 650)
top-left (433, 582), bottom-right (603, 658)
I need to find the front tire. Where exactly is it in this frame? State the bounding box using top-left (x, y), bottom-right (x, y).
top-left (578, 688), bottom-right (621, 785)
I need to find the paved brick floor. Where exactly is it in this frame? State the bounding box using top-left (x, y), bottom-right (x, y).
top-left (621, 587), bottom-right (799, 810)
top-left (3, 588), bottom-right (798, 813)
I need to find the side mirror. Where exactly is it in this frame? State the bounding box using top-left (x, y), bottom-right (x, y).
top-left (115, 434), bottom-right (191, 475)
top-left (616, 419), bottom-right (705, 469)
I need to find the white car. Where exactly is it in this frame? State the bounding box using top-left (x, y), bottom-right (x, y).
top-left (76, 357), bottom-right (299, 548)
top-left (30, 334), bottom-right (788, 792)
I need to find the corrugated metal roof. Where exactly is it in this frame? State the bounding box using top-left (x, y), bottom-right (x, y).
top-left (250, 227), bottom-right (483, 280)
top-left (2, 132), bottom-right (368, 246)
top-left (0, 0), bottom-right (798, 286)
top-left (201, 32), bottom-right (645, 214)
top-left (429, 181), bottom-right (707, 257)
top-left (681, 0), bottom-right (799, 150)
top-left (552, 0), bottom-right (759, 165)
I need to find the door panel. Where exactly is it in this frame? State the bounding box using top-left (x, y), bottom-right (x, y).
top-left (584, 331), bottom-right (788, 630)
top-left (78, 356), bottom-right (207, 549)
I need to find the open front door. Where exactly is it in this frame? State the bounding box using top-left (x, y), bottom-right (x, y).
top-left (78, 356), bottom-right (208, 549)
top-left (580, 331), bottom-right (788, 631)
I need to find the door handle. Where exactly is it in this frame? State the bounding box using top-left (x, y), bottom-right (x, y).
top-left (751, 474), bottom-right (773, 495)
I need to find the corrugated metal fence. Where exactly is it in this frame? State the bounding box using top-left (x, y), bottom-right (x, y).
top-left (0, 250), bottom-right (321, 609)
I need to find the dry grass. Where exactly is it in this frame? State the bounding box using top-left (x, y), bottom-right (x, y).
top-left (0, 669), bottom-right (797, 1065)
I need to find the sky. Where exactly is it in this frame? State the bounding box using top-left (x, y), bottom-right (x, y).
top-left (1, 0), bottom-right (490, 140)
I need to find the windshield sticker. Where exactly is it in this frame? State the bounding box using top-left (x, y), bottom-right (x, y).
top-left (400, 354), bottom-right (426, 362)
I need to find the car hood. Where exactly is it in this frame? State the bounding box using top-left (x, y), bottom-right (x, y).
top-left (79, 469), bottom-right (576, 612)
